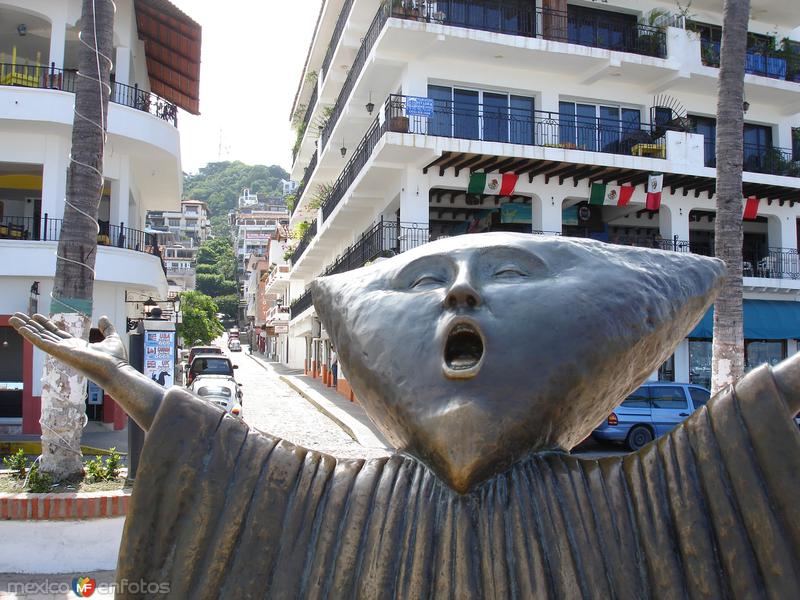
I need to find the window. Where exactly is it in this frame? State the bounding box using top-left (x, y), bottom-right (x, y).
top-left (743, 124), bottom-right (773, 173)
top-left (567, 5), bottom-right (637, 52)
top-left (658, 354), bottom-right (675, 382)
top-left (559, 101), bottom-right (640, 152)
top-left (168, 219), bottom-right (181, 227)
top-left (0, 326), bottom-right (24, 419)
top-left (689, 387), bottom-right (711, 408)
top-left (689, 340), bottom-right (712, 390)
top-left (650, 386), bottom-right (688, 409)
top-left (689, 115), bottom-right (716, 167)
top-left (745, 340), bottom-right (785, 370)
top-left (622, 386), bottom-right (650, 408)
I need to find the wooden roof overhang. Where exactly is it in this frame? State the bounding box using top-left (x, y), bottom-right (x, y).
top-left (135, 0), bottom-right (201, 115)
top-left (422, 152), bottom-right (800, 205)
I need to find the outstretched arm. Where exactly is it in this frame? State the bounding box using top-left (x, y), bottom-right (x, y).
top-left (10, 312), bottom-right (164, 431)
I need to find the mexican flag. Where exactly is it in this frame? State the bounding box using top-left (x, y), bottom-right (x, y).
top-left (645, 173), bottom-right (663, 211)
top-left (589, 182), bottom-right (634, 206)
top-left (743, 196), bottom-right (760, 220)
top-left (468, 172), bottom-right (518, 196)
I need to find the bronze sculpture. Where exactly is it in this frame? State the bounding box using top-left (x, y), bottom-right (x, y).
top-left (11, 233), bottom-right (800, 599)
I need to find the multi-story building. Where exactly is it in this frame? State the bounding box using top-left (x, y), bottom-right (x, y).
top-left (0, 0), bottom-right (200, 433)
top-left (230, 199), bottom-right (289, 274)
top-left (260, 223), bottom-right (292, 361)
top-left (162, 244), bottom-right (198, 296)
top-left (146, 199), bottom-right (210, 246)
top-left (285, 0), bottom-right (800, 399)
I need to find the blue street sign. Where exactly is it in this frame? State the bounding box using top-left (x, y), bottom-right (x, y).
top-left (405, 96), bottom-right (435, 117)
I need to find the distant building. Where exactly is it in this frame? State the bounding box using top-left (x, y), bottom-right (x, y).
top-left (146, 199), bottom-right (210, 247)
top-left (230, 205), bottom-right (289, 275)
top-left (281, 179), bottom-right (298, 196)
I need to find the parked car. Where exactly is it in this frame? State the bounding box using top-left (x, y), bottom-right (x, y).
top-left (592, 382), bottom-right (711, 450)
top-left (190, 378), bottom-right (242, 418)
top-left (187, 345), bottom-right (222, 364)
top-left (228, 327), bottom-right (240, 339)
top-left (228, 339), bottom-right (242, 352)
top-left (186, 354), bottom-right (238, 386)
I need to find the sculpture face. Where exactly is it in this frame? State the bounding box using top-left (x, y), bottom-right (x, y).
top-left (311, 233), bottom-right (724, 493)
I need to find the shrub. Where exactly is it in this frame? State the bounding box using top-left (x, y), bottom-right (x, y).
top-left (26, 463), bottom-right (53, 493)
top-left (85, 448), bottom-right (123, 482)
top-left (2, 449), bottom-right (27, 479)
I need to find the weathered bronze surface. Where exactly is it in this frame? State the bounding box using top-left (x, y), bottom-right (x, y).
top-left (11, 233), bottom-right (800, 599)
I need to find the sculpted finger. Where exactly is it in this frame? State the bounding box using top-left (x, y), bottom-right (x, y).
top-left (32, 314), bottom-right (73, 340)
top-left (98, 316), bottom-right (118, 339)
top-left (773, 353), bottom-right (800, 415)
top-left (9, 314), bottom-right (32, 333)
top-left (17, 325), bottom-right (64, 358)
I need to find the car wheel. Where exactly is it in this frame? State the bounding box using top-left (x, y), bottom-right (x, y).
top-left (627, 425), bottom-right (654, 451)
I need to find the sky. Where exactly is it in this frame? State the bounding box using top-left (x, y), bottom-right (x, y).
top-left (169, 1), bottom-right (322, 175)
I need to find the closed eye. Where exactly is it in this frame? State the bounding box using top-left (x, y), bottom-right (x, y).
top-left (412, 275), bottom-right (446, 289)
top-left (494, 267), bottom-right (527, 279)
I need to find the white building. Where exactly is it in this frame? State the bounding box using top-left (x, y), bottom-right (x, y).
top-left (230, 205), bottom-right (289, 275)
top-left (285, 0), bottom-right (800, 398)
top-left (0, 0), bottom-right (200, 433)
top-left (147, 199), bottom-right (210, 247)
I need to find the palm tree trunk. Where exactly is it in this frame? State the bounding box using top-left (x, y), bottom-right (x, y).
top-left (40, 0), bottom-right (114, 481)
top-left (711, 0), bottom-right (749, 395)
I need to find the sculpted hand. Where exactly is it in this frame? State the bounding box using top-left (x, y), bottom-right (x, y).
top-left (10, 313), bottom-right (127, 388)
top-left (9, 312), bottom-right (163, 430)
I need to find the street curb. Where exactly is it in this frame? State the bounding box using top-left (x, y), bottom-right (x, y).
top-left (278, 376), bottom-right (359, 442)
top-left (245, 353), bottom-right (389, 450)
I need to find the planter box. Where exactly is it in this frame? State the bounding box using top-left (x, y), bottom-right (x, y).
top-left (390, 115), bottom-right (409, 133)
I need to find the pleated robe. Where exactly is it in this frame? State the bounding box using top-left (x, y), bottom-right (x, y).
top-left (116, 364), bottom-right (800, 599)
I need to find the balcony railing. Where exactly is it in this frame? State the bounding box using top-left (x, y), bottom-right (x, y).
top-left (294, 150), bottom-right (318, 216)
top-left (321, 0), bottom-right (356, 79)
top-left (0, 215), bottom-right (164, 257)
top-left (571, 232), bottom-right (800, 280)
top-left (387, 94), bottom-right (667, 159)
top-left (290, 218), bottom-right (317, 264)
top-left (701, 138), bottom-right (800, 177)
top-left (0, 63), bottom-right (178, 126)
top-left (289, 288), bottom-right (314, 319)
top-left (700, 41), bottom-right (800, 83)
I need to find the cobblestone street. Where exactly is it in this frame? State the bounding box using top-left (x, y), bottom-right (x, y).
top-left (228, 347), bottom-right (391, 460)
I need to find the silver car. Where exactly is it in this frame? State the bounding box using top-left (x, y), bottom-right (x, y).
top-left (190, 377), bottom-right (243, 418)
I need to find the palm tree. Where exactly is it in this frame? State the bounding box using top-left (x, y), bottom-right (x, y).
top-left (39, 0), bottom-right (114, 481)
top-left (711, 0), bottom-right (749, 394)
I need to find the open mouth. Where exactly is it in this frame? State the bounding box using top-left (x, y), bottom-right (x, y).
top-left (443, 321), bottom-right (485, 379)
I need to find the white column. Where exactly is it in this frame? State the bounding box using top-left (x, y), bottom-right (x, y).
top-left (399, 168), bottom-right (429, 227)
top-left (41, 136), bottom-right (68, 221)
top-left (535, 192), bottom-right (564, 233)
top-left (114, 47), bottom-right (132, 85)
top-left (658, 197), bottom-right (690, 243)
top-left (48, 15), bottom-right (67, 68)
top-left (400, 63), bottom-right (427, 98)
top-left (767, 212), bottom-right (797, 249)
top-left (538, 89), bottom-right (560, 116)
top-left (110, 161), bottom-right (130, 228)
top-left (674, 340), bottom-right (690, 383)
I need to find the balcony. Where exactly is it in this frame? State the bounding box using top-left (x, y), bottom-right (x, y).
top-left (0, 215), bottom-right (164, 259)
top-left (701, 139), bottom-right (800, 177)
top-left (290, 219), bottom-right (429, 319)
top-left (700, 40), bottom-right (800, 84)
top-left (387, 94), bottom-right (668, 159)
top-left (0, 63), bottom-right (178, 126)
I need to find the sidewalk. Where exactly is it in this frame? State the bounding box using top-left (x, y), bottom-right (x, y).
top-left (0, 422), bottom-right (128, 460)
top-left (247, 352), bottom-right (393, 453)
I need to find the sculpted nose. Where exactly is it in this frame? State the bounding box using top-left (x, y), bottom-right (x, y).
top-left (444, 277), bottom-right (481, 309)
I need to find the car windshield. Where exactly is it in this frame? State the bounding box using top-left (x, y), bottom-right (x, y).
top-left (191, 358), bottom-right (233, 375)
top-left (197, 386), bottom-right (232, 398)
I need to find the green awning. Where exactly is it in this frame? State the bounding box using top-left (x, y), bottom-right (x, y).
top-left (689, 299), bottom-right (800, 339)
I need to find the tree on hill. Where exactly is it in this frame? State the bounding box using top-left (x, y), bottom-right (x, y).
top-left (213, 294), bottom-right (240, 319)
top-left (196, 237), bottom-right (237, 281)
top-left (196, 273), bottom-right (238, 297)
top-left (183, 161), bottom-right (289, 216)
top-left (178, 291), bottom-right (224, 346)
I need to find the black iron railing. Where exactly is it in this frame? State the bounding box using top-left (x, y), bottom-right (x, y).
top-left (0, 214), bottom-right (163, 257)
top-left (321, 0), bottom-right (356, 79)
top-left (290, 219), bottom-right (317, 265)
top-left (321, 4), bottom-right (390, 152)
top-left (321, 116), bottom-right (386, 222)
top-left (570, 231), bottom-right (800, 279)
top-left (390, 2), bottom-right (666, 57)
top-left (700, 41), bottom-right (800, 82)
top-left (387, 94), bottom-right (667, 159)
top-left (294, 150), bottom-right (318, 216)
top-left (0, 62), bottom-right (178, 126)
top-left (701, 138), bottom-right (799, 177)
top-left (299, 83), bottom-right (318, 135)
top-left (289, 288), bottom-right (313, 319)
top-left (323, 219), bottom-right (430, 277)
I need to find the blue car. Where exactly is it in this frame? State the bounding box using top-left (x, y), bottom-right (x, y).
top-left (593, 382), bottom-right (711, 450)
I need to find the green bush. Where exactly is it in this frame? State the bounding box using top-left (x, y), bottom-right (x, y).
top-left (85, 448), bottom-right (123, 482)
top-left (2, 449), bottom-right (27, 479)
top-left (27, 463), bottom-right (53, 493)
